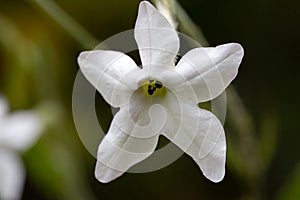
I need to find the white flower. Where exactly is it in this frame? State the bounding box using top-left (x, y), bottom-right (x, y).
top-left (78, 1), bottom-right (244, 183)
top-left (0, 95), bottom-right (42, 200)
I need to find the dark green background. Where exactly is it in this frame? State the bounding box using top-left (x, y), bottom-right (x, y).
top-left (0, 0), bottom-right (299, 199)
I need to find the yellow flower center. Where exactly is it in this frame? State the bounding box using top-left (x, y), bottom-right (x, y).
top-left (142, 80), bottom-right (167, 97)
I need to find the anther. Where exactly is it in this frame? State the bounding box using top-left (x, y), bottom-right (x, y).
top-left (155, 81), bottom-right (162, 88)
top-left (143, 79), bottom-right (166, 96)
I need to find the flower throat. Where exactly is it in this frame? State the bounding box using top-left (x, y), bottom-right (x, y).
top-left (142, 80), bottom-right (167, 97)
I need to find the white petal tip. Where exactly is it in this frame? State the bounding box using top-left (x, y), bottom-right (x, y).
top-left (209, 174), bottom-right (225, 183)
top-left (138, 1), bottom-right (157, 20)
top-left (95, 176), bottom-right (112, 184)
top-left (95, 162), bottom-right (124, 184)
top-left (139, 1), bottom-right (153, 8)
top-left (226, 43), bottom-right (244, 56)
top-left (77, 51), bottom-right (90, 64)
top-left (203, 168), bottom-right (225, 183)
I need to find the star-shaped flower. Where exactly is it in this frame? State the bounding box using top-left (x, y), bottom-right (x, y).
top-left (78, 1), bottom-right (244, 183)
top-left (0, 95), bottom-right (42, 200)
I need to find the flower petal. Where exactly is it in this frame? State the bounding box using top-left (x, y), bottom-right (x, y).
top-left (175, 43), bottom-right (244, 102)
top-left (134, 1), bottom-right (179, 69)
top-left (95, 91), bottom-right (165, 183)
top-left (0, 149), bottom-right (25, 200)
top-left (95, 132), bottom-right (159, 183)
top-left (0, 111), bottom-right (42, 151)
top-left (162, 101), bottom-right (226, 182)
top-left (78, 50), bottom-right (142, 107)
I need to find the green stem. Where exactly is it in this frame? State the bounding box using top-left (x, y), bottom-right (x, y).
top-left (29, 0), bottom-right (99, 49)
top-left (152, 0), bottom-right (208, 46)
top-left (174, 1), bottom-right (209, 46)
top-left (226, 86), bottom-right (263, 172)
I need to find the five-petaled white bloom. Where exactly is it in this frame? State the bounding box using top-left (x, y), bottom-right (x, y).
top-left (0, 95), bottom-right (42, 200)
top-left (78, 1), bottom-right (244, 183)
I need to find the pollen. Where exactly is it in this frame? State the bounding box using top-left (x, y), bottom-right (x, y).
top-left (142, 80), bottom-right (166, 97)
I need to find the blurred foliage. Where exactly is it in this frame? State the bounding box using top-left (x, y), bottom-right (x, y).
top-left (277, 163), bottom-right (300, 200)
top-left (0, 0), bottom-right (299, 200)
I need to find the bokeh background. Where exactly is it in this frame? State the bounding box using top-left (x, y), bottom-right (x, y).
top-left (0, 0), bottom-right (299, 199)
